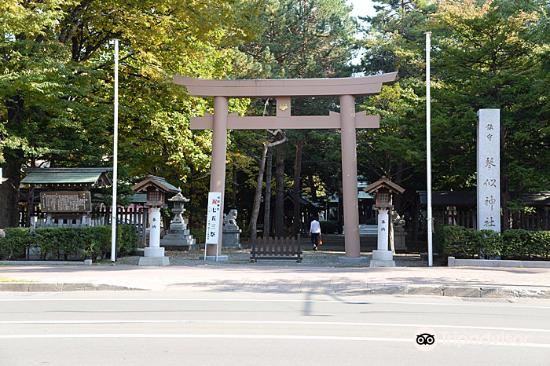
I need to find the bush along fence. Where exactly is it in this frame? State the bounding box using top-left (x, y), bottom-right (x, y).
top-left (435, 225), bottom-right (550, 261)
top-left (0, 225), bottom-right (138, 261)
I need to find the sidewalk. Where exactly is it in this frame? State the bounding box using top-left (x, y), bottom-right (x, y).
top-left (1, 251), bottom-right (550, 298)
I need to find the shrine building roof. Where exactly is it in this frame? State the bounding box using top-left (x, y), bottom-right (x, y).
top-left (21, 168), bottom-right (112, 186)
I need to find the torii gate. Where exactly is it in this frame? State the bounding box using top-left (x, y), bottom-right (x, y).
top-left (174, 72), bottom-right (397, 259)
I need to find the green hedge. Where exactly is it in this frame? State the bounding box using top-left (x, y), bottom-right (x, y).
top-left (435, 225), bottom-right (550, 260)
top-left (0, 225), bottom-right (138, 261)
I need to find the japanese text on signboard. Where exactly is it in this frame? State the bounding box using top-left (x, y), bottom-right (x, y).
top-left (205, 192), bottom-right (222, 244)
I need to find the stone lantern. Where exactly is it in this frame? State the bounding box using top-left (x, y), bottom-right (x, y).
top-left (365, 176), bottom-right (405, 267)
top-left (160, 191), bottom-right (196, 248)
top-left (133, 175), bottom-right (179, 266)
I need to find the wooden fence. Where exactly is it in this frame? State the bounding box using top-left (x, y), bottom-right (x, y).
top-left (18, 205), bottom-right (148, 246)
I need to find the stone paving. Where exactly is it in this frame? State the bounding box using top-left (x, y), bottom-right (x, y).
top-left (115, 248), bottom-right (426, 267)
top-left (1, 247), bottom-right (550, 298)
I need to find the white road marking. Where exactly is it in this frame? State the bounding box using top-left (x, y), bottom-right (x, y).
top-left (1, 319), bottom-right (549, 333)
top-left (1, 297), bottom-right (550, 309)
top-left (0, 333), bottom-right (548, 348)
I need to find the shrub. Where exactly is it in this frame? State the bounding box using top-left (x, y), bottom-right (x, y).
top-left (478, 230), bottom-right (502, 258)
top-left (0, 228), bottom-right (32, 260)
top-left (435, 225), bottom-right (480, 258)
top-left (0, 225), bottom-right (138, 261)
top-left (436, 225), bottom-right (549, 260)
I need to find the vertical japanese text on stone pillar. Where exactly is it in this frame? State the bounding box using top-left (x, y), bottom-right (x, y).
top-left (477, 109), bottom-right (501, 232)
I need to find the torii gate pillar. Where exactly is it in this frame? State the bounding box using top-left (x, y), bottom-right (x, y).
top-left (340, 94), bottom-right (360, 257)
top-left (208, 96), bottom-right (228, 256)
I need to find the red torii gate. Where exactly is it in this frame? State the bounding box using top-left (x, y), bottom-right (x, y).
top-left (174, 73), bottom-right (397, 259)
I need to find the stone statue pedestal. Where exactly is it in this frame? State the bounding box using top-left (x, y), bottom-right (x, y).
top-left (222, 229), bottom-right (241, 248)
top-left (394, 225), bottom-right (407, 251)
top-left (222, 209), bottom-right (241, 249)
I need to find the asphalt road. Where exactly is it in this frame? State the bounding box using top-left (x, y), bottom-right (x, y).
top-left (1, 291), bottom-right (549, 366)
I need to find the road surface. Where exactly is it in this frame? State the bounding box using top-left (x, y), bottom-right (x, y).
top-left (1, 290), bottom-right (549, 365)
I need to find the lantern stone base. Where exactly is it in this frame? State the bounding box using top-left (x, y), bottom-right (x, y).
top-left (144, 247), bottom-right (165, 257)
top-left (204, 255), bottom-right (229, 262)
top-left (138, 256), bottom-right (170, 266)
top-left (370, 250), bottom-right (395, 267)
top-left (337, 256), bottom-right (369, 264)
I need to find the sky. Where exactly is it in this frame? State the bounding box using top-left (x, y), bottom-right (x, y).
top-left (347, 0), bottom-right (376, 68)
top-left (348, 0), bottom-right (376, 18)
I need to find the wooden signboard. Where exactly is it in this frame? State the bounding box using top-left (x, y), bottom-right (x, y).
top-left (40, 191), bottom-right (92, 213)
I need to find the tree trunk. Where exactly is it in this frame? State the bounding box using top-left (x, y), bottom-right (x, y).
top-left (275, 147), bottom-right (285, 237)
top-left (291, 141), bottom-right (303, 236)
top-left (501, 121), bottom-right (510, 230)
top-left (248, 143), bottom-right (269, 242)
top-left (0, 158), bottom-right (22, 228)
top-left (0, 95), bottom-right (25, 228)
top-left (263, 147), bottom-right (273, 237)
top-left (231, 161), bottom-right (238, 209)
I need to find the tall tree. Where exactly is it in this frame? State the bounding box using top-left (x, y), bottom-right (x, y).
top-left (359, 0), bottom-right (549, 228)
top-left (431, 0), bottom-right (549, 226)
top-left (0, 0), bottom-right (262, 227)
top-left (239, 0), bottom-right (356, 236)
top-left (357, 0), bottom-right (431, 216)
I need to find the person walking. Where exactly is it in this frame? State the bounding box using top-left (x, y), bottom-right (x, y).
top-left (309, 216), bottom-right (322, 251)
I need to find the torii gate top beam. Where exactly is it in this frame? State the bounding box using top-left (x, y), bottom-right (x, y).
top-left (173, 72), bottom-right (398, 97)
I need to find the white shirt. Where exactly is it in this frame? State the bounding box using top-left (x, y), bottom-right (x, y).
top-left (310, 220), bottom-right (321, 234)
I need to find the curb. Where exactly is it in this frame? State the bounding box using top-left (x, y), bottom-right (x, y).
top-left (448, 257), bottom-right (550, 268)
top-left (1, 282), bottom-right (548, 298)
top-left (346, 285), bottom-right (550, 299)
top-left (0, 282), bottom-right (142, 292)
top-left (0, 261), bottom-right (88, 266)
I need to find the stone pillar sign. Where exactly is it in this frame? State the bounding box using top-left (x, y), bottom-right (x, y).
top-left (477, 109), bottom-right (501, 232)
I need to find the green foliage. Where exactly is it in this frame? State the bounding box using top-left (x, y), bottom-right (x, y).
top-left (0, 0), bottom-right (263, 226)
top-left (435, 225), bottom-right (550, 260)
top-left (234, 0), bottom-right (358, 216)
top-left (239, 0), bottom-right (356, 79)
top-left (357, 0), bottom-right (549, 196)
top-left (0, 228), bottom-right (32, 260)
top-left (431, 0), bottom-right (549, 192)
top-left (0, 225), bottom-right (137, 261)
top-left (435, 225), bottom-right (481, 259)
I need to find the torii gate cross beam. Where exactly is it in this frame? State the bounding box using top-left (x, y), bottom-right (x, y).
top-left (174, 72), bottom-right (398, 259)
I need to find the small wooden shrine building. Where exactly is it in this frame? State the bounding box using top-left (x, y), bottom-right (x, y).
top-left (20, 168), bottom-right (112, 227)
